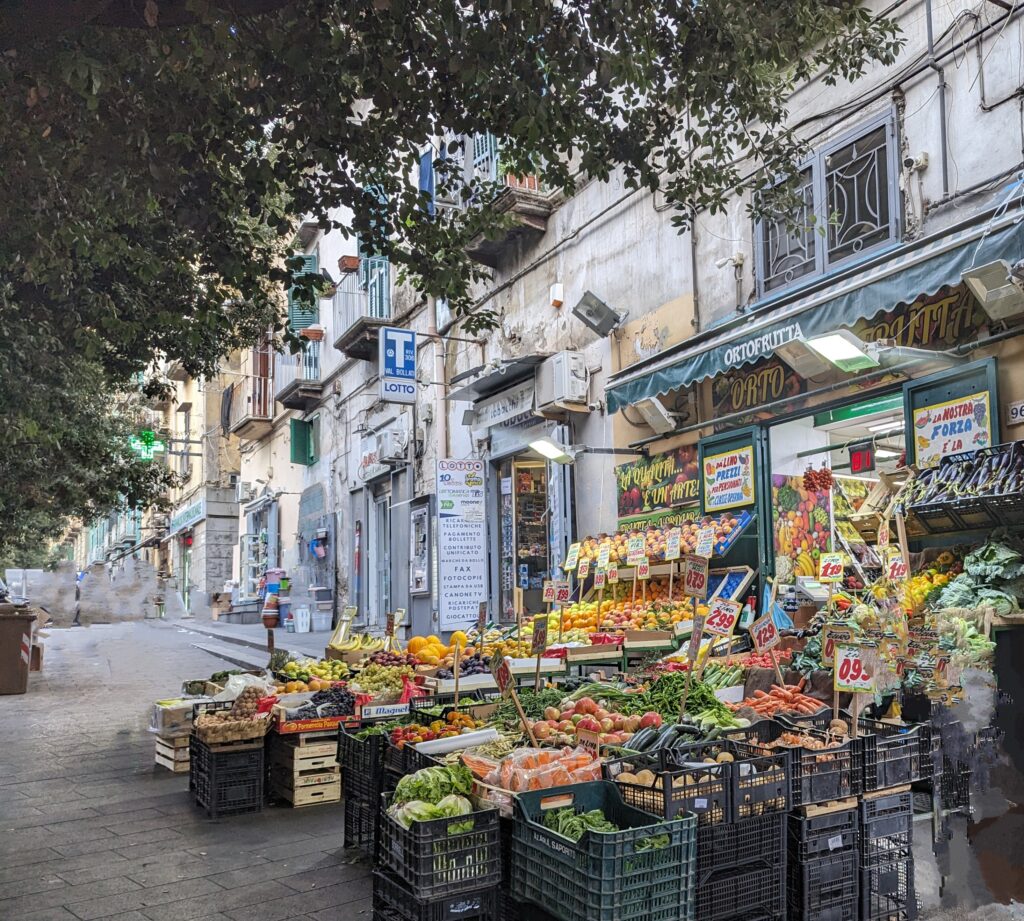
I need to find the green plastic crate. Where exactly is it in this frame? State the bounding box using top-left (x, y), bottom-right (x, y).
top-left (510, 781), bottom-right (697, 921)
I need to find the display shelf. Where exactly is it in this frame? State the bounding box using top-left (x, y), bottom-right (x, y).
top-left (706, 566), bottom-right (756, 603)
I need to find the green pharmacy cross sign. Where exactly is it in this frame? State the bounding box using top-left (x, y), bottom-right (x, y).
top-left (129, 430), bottom-right (166, 461)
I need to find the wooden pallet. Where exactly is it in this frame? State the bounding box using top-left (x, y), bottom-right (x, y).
top-left (793, 796), bottom-right (859, 817)
top-left (862, 783), bottom-right (912, 800)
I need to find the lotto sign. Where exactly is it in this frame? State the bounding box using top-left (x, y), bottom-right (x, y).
top-left (379, 326), bottom-right (417, 404)
top-left (554, 580), bottom-right (572, 605)
top-left (704, 599), bottom-right (741, 637)
top-left (593, 569), bottom-right (607, 589)
top-left (822, 625), bottom-right (855, 665)
top-left (626, 537), bottom-right (646, 565)
top-left (564, 542), bottom-right (581, 571)
top-left (531, 615), bottom-right (549, 655)
top-left (834, 644), bottom-right (876, 693)
top-left (636, 558), bottom-right (651, 581)
top-left (695, 526), bottom-right (716, 559)
top-left (818, 553), bottom-right (845, 582)
top-left (577, 557), bottom-right (591, 580)
top-left (597, 542), bottom-right (611, 569)
top-left (682, 555), bottom-right (709, 599)
top-left (542, 580), bottom-right (556, 604)
top-left (665, 528), bottom-right (682, 561)
top-left (687, 614), bottom-right (706, 662)
top-left (886, 551), bottom-right (908, 582)
top-left (490, 655), bottom-right (514, 697)
top-left (750, 613), bottom-right (780, 653)
top-left (607, 565), bottom-right (619, 584)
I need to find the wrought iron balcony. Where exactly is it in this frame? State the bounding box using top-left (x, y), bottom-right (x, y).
top-left (333, 256), bottom-right (392, 360)
top-left (274, 339), bottom-right (323, 411)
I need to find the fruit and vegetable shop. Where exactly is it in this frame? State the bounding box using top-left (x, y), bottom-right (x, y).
top-left (151, 269), bottom-right (1024, 918)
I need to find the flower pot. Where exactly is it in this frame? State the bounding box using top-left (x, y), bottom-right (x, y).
top-left (261, 612), bottom-right (279, 629)
top-left (338, 254), bottom-right (360, 273)
top-left (300, 325), bottom-right (325, 342)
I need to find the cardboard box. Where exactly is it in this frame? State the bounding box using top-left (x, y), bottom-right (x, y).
top-left (151, 697), bottom-right (212, 738)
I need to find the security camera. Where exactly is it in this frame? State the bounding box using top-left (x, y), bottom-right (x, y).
top-left (902, 152), bottom-right (929, 172)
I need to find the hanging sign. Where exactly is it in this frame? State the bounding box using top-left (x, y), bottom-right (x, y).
top-left (885, 550), bottom-right (908, 582)
top-left (542, 580), bottom-right (556, 604)
top-left (822, 624), bottom-right (855, 665)
top-left (554, 580), bottom-right (572, 605)
top-left (597, 542), bottom-right (611, 569)
top-left (490, 655), bottom-right (514, 697)
top-left (379, 326), bottom-right (418, 405)
top-left (687, 614), bottom-right (706, 662)
top-left (704, 599), bottom-right (741, 637)
top-left (695, 526), bottom-right (716, 559)
top-left (682, 554), bottom-right (709, 599)
top-left (665, 528), bottom-right (682, 561)
top-left (626, 537), bottom-right (646, 566)
top-left (564, 542), bottom-right (581, 571)
top-left (818, 553), bottom-right (845, 583)
top-left (750, 613), bottom-right (780, 653)
top-left (878, 519), bottom-right (890, 549)
top-left (607, 564), bottom-right (619, 584)
top-left (834, 644), bottom-right (877, 694)
top-left (577, 557), bottom-right (591, 580)
top-left (703, 446), bottom-right (756, 512)
top-left (636, 558), bottom-right (651, 581)
top-left (385, 611), bottom-right (396, 637)
top-left (531, 615), bottom-right (549, 655)
top-left (912, 391), bottom-right (992, 468)
top-left (593, 569), bottom-right (607, 589)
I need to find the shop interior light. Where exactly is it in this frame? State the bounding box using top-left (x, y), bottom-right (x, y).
top-left (867, 418), bottom-right (903, 433)
top-left (804, 330), bottom-right (881, 372)
top-left (876, 448), bottom-right (901, 458)
top-left (528, 437), bottom-right (577, 464)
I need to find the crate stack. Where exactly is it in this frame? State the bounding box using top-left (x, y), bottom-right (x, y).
top-left (189, 735), bottom-right (264, 819)
top-left (787, 800), bottom-right (860, 921)
top-left (338, 725), bottom-right (389, 855)
top-left (268, 731), bottom-right (341, 807)
top-left (154, 732), bottom-right (190, 774)
top-left (373, 791), bottom-right (501, 921)
top-left (859, 789), bottom-right (916, 921)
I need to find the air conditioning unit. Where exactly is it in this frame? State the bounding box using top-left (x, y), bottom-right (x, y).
top-left (536, 351), bottom-right (589, 412)
top-left (377, 427), bottom-right (409, 463)
top-left (235, 479), bottom-right (255, 504)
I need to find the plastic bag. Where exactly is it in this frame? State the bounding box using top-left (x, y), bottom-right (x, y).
top-left (213, 673), bottom-right (275, 702)
top-left (400, 675), bottom-right (429, 704)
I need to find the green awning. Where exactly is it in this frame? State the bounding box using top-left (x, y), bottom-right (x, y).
top-left (606, 216), bottom-right (1024, 413)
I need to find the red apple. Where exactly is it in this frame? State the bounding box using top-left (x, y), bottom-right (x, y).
top-left (571, 714), bottom-right (584, 726)
top-left (544, 707), bottom-right (561, 721)
top-left (576, 717), bottom-right (601, 733)
top-left (599, 718), bottom-right (615, 733)
top-left (575, 697), bottom-right (596, 715)
top-left (639, 712), bottom-right (663, 729)
top-left (533, 723), bottom-right (552, 740)
top-left (624, 715), bottom-right (642, 733)
top-left (557, 720), bottom-right (574, 733)
top-left (594, 708), bottom-right (610, 721)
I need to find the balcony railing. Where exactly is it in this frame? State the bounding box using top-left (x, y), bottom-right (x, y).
top-left (229, 372), bottom-right (274, 440)
top-left (333, 256), bottom-right (391, 360)
top-left (275, 340), bottom-right (323, 410)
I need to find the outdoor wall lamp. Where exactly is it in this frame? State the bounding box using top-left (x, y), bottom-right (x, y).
top-left (528, 436), bottom-right (646, 465)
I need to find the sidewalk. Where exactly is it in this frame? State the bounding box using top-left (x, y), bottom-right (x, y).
top-left (179, 620), bottom-right (333, 667)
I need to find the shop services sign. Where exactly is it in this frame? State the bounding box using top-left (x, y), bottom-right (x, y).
top-left (703, 446), bottom-right (755, 512)
top-left (436, 459), bottom-right (488, 630)
top-left (169, 498), bottom-right (206, 535)
top-left (912, 392), bottom-right (992, 468)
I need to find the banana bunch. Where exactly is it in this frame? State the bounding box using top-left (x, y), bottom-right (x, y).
top-left (793, 552), bottom-right (816, 578)
top-left (330, 633), bottom-right (385, 652)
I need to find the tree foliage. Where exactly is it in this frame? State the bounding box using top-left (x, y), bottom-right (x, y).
top-left (0, 0), bottom-right (901, 552)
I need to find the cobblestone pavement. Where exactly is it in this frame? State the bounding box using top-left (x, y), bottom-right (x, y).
top-left (0, 620), bottom-right (371, 921)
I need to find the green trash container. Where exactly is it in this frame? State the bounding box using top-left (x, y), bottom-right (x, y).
top-left (0, 605), bottom-right (36, 695)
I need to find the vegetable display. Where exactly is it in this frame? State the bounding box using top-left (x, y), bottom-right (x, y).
top-left (393, 764), bottom-right (474, 805)
top-left (728, 683), bottom-right (826, 718)
top-left (932, 537), bottom-right (1024, 615)
top-left (903, 441), bottom-right (1024, 505)
top-left (543, 807), bottom-right (617, 840)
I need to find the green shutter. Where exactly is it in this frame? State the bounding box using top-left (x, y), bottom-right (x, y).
top-left (290, 418), bottom-right (310, 465)
top-left (287, 253), bottom-right (319, 332)
top-left (308, 416), bottom-right (319, 465)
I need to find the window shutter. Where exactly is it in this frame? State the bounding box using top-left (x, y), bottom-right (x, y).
top-left (419, 149), bottom-right (435, 216)
top-left (308, 416), bottom-right (320, 465)
top-left (287, 253), bottom-right (319, 332)
top-left (290, 419), bottom-right (310, 465)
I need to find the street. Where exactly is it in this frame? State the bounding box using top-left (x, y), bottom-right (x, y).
top-left (0, 622), bottom-right (371, 921)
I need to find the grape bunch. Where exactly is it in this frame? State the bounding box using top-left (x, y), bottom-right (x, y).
top-left (436, 655), bottom-right (490, 679)
top-left (368, 650), bottom-right (418, 667)
top-left (294, 685), bottom-right (357, 718)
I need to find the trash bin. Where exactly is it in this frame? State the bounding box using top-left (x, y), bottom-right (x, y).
top-left (0, 605), bottom-right (36, 695)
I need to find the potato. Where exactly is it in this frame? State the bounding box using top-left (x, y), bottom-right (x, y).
top-left (716, 752), bottom-right (735, 764)
top-left (616, 772), bottom-right (639, 785)
top-left (634, 769), bottom-right (656, 787)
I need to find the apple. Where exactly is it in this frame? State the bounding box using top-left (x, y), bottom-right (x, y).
top-left (576, 717), bottom-right (601, 733)
top-left (533, 723), bottom-right (552, 740)
top-left (599, 718), bottom-right (615, 733)
top-left (611, 716), bottom-right (624, 731)
top-left (639, 712), bottom-right (663, 729)
top-left (594, 708), bottom-right (610, 721)
top-left (575, 697), bottom-right (596, 715)
top-left (571, 714), bottom-right (585, 726)
top-left (561, 708), bottom-right (575, 719)
top-left (544, 707), bottom-right (561, 721)
top-left (624, 715), bottom-right (642, 733)
top-left (557, 720), bottom-right (574, 733)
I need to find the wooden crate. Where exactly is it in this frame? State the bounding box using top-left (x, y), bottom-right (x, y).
top-left (154, 735), bottom-right (190, 774)
top-left (268, 730), bottom-right (341, 807)
top-left (273, 782), bottom-right (342, 807)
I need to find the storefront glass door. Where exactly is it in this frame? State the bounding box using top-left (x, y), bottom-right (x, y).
top-left (497, 458), bottom-right (550, 619)
top-left (368, 493), bottom-right (391, 624)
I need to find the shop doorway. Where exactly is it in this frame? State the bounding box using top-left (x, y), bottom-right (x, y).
top-left (368, 492), bottom-right (391, 624)
top-left (767, 390), bottom-right (906, 585)
top-left (180, 537), bottom-right (193, 613)
top-left (497, 457), bottom-right (550, 618)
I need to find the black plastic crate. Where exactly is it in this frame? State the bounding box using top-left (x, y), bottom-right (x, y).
top-left (860, 857), bottom-right (917, 921)
top-left (603, 746), bottom-right (729, 826)
top-left (511, 781), bottom-right (698, 921)
top-left (859, 720), bottom-right (923, 791)
top-left (338, 725), bottom-right (388, 777)
top-left (789, 900), bottom-right (858, 921)
top-left (384, 739), bottom-right (408, 777)
top-left (345, 792), bottom-right (380, 856)
top-left (724, 720), bottom-right (859, 806)
top-left (697, 860), bottom-right (786, 921)
top-left (189, 737), bottom-right (264, 819)
top-left (788, 806), bottom-right (858, 860)
top-left (697, 814), bottom-right (786, 882)
top-left (916, 722), bottom-right (939, 781)
top-left (860, 791), bottom-right (912, 836)
top-left (405, 745), bottom-right (441, 775)
top-left (378, 793), bottom-right (501, 900)
top-left (789, 849), bottom-right (859, 910)
top-left (372, 868), bottom-right (497, 921)
top-left (410, 689), bottom-right (492, 721)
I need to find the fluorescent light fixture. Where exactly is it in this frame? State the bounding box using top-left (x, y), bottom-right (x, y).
top-left (876, 448), bottom-right (900, 458)
top-left (804, 330), bottom-right (880, 373)
top-left (867, 418), bottom-right (903, 433)
top-left (528, 437), bottom-right (576, 464)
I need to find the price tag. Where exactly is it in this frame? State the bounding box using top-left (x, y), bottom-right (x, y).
top-left (564, 542), bottom-right (581, 571)
top-left (636, 558), bottom-right (651, 581)
top-left (597, 541), bottom-right (611, 569)
top-left (607, 564), bottom-right (619, 585)
top-left (822, 625), bottom-right (855, 665)
top-left (593, 569), bottom-right (607, 589)
top-left (687, 614), bottom-right (706, 662)
top-left (531, 614), bottom-right (549, 655)
top-left (626, 537), bottom-right (646, 565)
top-left (704, 599), bottom-right (741, 637)
top-left (542, 580), bottom-right (555, 604)
top-left (554, 580), bottom-right (571, 605)
top-left (695, 526), bottom-right (716, 559)
top-left (665, 528), bottom-right (682, 562)
top-left (577, 557), bottom-right (591, 580)
top-left (878, 519), bottom-right (890, 549)
top-left (477, 601), bottom-right (488, 636)
top-left (834, 643), bottom-right (876, 693)
top-left (385, 611), bottom-right (396, 637)
top-left (682, 554), bottom-right (709, 599)
top-left (750, 613), bottom-right (780, 653)
top-left (885, 550), bottom-right (908, 582)
top-left (490, 655), bottom-right (514, 698)
top-left (818, 552), bottom-right (845, 582)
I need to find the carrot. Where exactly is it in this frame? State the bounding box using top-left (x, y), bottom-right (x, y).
top-left (796, 676), bottom-right (807, 692)
top-left (753, 690), bottom-right (769, 699)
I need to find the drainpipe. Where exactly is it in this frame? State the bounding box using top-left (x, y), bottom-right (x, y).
top-left (926, 0), bottom-right (951, 197)
top-left (429, 305), bottom-right (448, 459)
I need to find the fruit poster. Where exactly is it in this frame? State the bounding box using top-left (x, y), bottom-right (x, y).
top-left (703, 446), bottom-right (755, 512)
top-left (615, 445), bottom-right (699, 529)
top-left (912, 391), bottom-right (992, 468)
top-left (771, 474), bottom-right (831, 580)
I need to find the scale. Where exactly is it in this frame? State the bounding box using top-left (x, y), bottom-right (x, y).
top-left (795, 577), bottom-right (830, 605)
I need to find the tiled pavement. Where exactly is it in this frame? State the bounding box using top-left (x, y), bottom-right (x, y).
top-left (0, 621), bottom-right (371, 921)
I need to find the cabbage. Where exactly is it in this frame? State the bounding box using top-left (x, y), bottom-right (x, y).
top-left (435, 794), bottom-right (473, 817)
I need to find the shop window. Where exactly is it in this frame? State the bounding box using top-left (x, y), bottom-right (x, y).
top-left (756, 113), bottom-right (900, 298)
top-left (290, 416), bottom-right (319, 466)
